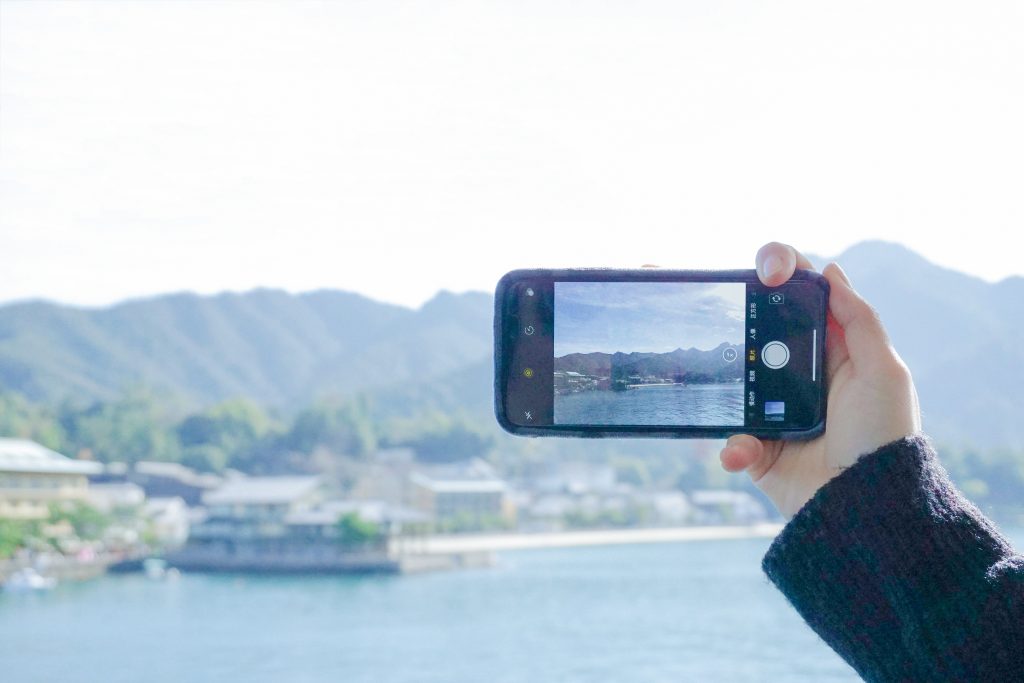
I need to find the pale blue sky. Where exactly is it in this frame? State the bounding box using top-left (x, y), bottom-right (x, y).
top-left (1, 1), bottom-right (1022, 308)
top-left (554, 282), bottom-right (746, 356)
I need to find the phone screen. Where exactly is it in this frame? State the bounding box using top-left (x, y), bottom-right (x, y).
top-left (498, 270), bottom-right (827, 437)
top-left (554, 281), bottom-right (747, 426)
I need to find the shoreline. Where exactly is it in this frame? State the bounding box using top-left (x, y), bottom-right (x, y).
top-left (411, 523), bottom-right (784, 554)
top-left (3, 525), bottom-right (786, 584)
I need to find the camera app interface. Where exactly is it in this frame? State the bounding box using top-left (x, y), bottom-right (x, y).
top-left (553, 282), bottom-right (746, 426)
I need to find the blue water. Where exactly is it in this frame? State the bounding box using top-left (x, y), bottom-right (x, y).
top-left (3, 529), bottom-right (1022, 682)
top-left (555, 383), bottom-right (744, 426)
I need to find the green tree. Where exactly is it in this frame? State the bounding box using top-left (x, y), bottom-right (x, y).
top-left (386, 413), bottom-right (494, 463)
top-left (0, 519), bottom-right (34, 559)
top-left (409, 425), bottom-right (494, 463)
top-left (48, 502), bottom-right (111, 540)
top-left (614, 459), bottom-right (651, 488)
top-left (178, 399), bottom-right (271, 449)
top-left (60, 388), bottom-right (181, 463)
top-left (0, 392), bottom-right (66, 451)
top-left (180, 444), bottom-right (229, 473)
top-left (286, 399), bottom-right (376, 457)
top-left (177, 399), bottom-right (274, 472)
top-left (335, 512), bottom-right (380, 546)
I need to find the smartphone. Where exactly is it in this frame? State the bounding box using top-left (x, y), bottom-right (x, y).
top-left (494, 268), bottom-right (828, 439)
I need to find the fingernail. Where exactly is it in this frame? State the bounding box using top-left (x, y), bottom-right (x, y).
top-left (760, 254), bottom-right (783, 280)
top-left (833, 262), bottom-right (852, 286)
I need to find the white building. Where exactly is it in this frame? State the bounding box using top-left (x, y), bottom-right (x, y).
top-left (645, 491), bottom-right (692, 524)
top-left (532, 461), bottom-right (617, 495)
top-left (690, 490), bottom-right (768, 524)
top-left (202, 476), bottom-right (322, 522)
top-left (144, 497), bottom-right (190, 547)
top-left (0, 438), bottom-right (102, 520)
top-left (85, 482), bottom-right (146, 513)
top-left (409, 459), bottom-right (515, 527)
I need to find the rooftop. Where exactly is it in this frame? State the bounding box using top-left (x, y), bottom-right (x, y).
top-left (417, 457), bottom-right (501, 481)
top-left (410, 472), bottom-right (507, 494)
top-left (203, 476), bottom-right (321, 506)
top-left (286, 500), bottom-right (430, 526)
top-left (0, 438), bottom-right (102, 476)
top-left (134, 460), bottom-right (223, 488)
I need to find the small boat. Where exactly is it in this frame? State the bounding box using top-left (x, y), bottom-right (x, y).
top-left (144, 558), bottom-right (168, 580)
top-left (143, 558), bottom-right (182, 581)
top-left (3, 567), bottom-right (57, 592)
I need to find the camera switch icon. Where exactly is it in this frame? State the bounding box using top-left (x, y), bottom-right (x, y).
top-left (768, 292), bottom-right (785, 305)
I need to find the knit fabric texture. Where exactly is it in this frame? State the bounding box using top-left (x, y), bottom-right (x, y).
top-left (762, 433), bottom-right (1024, 682)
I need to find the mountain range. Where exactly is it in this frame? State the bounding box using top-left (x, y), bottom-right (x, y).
top-left (0, 289), bottom-right (492, 409)
top-left (556, 344), bottom-right (744, 385)
top-left (0, 241), bottom-right (1020, 450)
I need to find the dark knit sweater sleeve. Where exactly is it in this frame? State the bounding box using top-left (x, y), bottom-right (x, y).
top-left (762, 433), bottom-right (1024, 682)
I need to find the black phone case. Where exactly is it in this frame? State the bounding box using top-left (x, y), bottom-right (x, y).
top-left (494, 268), bottom-right (829, 440)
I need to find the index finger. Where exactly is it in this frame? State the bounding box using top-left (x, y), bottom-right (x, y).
top-left (755, 242), bottom-right (816, 287)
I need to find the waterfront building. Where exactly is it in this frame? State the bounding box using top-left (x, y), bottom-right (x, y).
top-left (143, 497), bottom-right (190, 547)
top-left (85, 482), bottom-right (146, 513)
top-left (522, 493), bottom-right (576, 531)
top-left (126, 461), bottom-right (223, 506)
top-left (347, 449), bottom-right (417, 506)
top-left (172, 476), bottom-right (456, 573)
top-left (530, 460), bottom-right (618, 495)
top-left (284, 500), bottom-right (430, 540)
top-left (201, 475), bottom-right (322, 530)
top-left (409, 461), bottom-right (515, 528)
top-left (553, 370), bottom-right (605, 394)
top-left (689, 490), bottom-right (768, 524)
top-left (0, 438), bottom-right (102, 520)
top-left (176, 475), bottom-right (325, 568)
top-left (642, 491), bottom-right (692, 524)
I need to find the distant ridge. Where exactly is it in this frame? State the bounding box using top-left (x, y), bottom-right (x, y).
top-left (0, 241), bottom-right (1020, 449)
top-left (555, 345), bottom-right (743, 386)
top-left (0, 288), bottom-right (491, 409)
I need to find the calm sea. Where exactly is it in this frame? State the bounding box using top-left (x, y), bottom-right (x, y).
top-left (6, 528), bottom-right (1015, 683)
top-left (8, 529), bottom-right (1021, 682)
top-left (555, 383), bottom-right (744, 426)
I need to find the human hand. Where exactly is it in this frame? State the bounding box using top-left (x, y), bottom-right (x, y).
top-left (719, 242), bottom-right (922, 519)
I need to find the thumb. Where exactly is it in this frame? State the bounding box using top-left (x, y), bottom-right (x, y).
top-left (719, 434), bottom-right (780, 483)
top-left (822, 262), bottom-right (896, 373)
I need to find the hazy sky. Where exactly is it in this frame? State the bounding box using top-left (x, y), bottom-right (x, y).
top-left (2, 1), bottom-right (1022, 309)
top-left (554, 282), bottom-right (746, 356)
